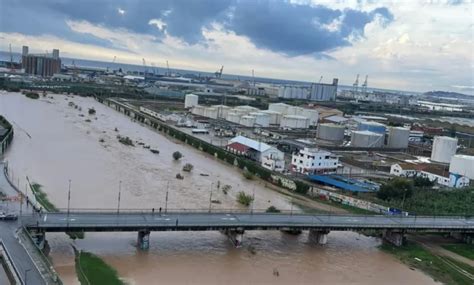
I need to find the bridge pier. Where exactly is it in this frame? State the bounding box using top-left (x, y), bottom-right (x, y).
top-left (309, 229), bottom-right (329, 245)
top-left (137, 230), bottom-right (151, 250)
top-left (221, 228), bottom-right (244, 247)
top-left (383, 230), bottom-right (405, 247)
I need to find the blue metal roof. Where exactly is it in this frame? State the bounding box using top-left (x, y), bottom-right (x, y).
top-left (308, 175), bottom-right (374, 192)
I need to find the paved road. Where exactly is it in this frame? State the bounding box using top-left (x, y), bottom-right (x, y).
top-left (23, 211), bottom-right (474, 232)
top-left (0, 162), bottom-right (46, 285)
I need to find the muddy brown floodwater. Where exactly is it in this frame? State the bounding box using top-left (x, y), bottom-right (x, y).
top-left (0, 92), bottom-right (438, 284)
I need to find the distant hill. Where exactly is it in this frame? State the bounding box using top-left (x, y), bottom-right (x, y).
top-left (423, 91), bottom-right (473, 100)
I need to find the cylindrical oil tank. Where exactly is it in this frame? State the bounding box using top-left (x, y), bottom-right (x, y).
top-left (280, 115), bottom-right (309, 129)
top-left (387, 127), bottom-right (410, 148)
top-left (301, 108), bottom-right (319, 126)
top-left (286, 105), bottom-right (301, 116)
top-left (431, 136), bottom-right (458, 163)
top-left (317, 123), bottom-right (345, 141)
top-left (250, 112), bottom-right (270, 127)
top-left (226, 112), bottom-right (242, 124)
top-left (191, 105), bottom-right (206, 116)
top-left (240, 115), bottom-right (256, 127)
top-left (212, 105), bottom-right (231, 119)
top-left (260, 110), bottom-right (282, 125)
top-left (203, 107), bottom-right (218, 119)
top-left (184, 94), bottom-right (198, 109)
top-left (268, 103), bottom-right (290, 114)
top-left (233, 108), bottom-right (250, 116)
top-left (358, 121), bottom-right (386, 134)
top-left (351, 130), bottom-right (384, 148)
top-left (234, 105), bottom-right (259, 113)
top-left (449, 155), bottom-right (474, 179)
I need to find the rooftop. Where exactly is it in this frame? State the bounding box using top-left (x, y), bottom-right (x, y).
top-left (229, 136), bottom-right (272, 152)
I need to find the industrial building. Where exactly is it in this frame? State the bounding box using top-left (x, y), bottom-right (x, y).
top-left (431, 136), bottom-right (458, 164)
top-left (277, 79), bottom-right (338, 101)
top-left (21, 46), bottom-right (61, 77)
top-left (227, 136), bottom-right (285, 172)
top-left (291, 147), bottom-right (340, 174)
top-left (390, 163), bottom-right (470, 188)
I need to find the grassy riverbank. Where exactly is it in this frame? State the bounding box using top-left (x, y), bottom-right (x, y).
top-left (381, 242), bottom-right (474, 285)
top-left (442, 244), bottom-right (474, 260)
top-left (75, 250), bottom-right (123, 285)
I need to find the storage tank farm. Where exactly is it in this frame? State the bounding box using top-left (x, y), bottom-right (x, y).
top-left (250, 112), bottom-right (270, 127)
top-left (260, 110), bottom-right (282, 125)
top-left (317, 123), bottom-right (345, 142)
top-left (387, 127), bottom-right (410, 148)
top-left (351, 130), bottom-right (384, 148)
top-left (240, 115), bottom-right (256, 127)
top-left (280, 115), bottom-right (309, 129)
top-left (431, 136), bottom-right (458, 163)
top-left (226, 112), bottom-right (241, 124)
top-left (449, 155), bottom-right (474, 179)
top-left (191, 105), bottom-right (206, 116)
top-left (184, 94), bottom-right (199, 108)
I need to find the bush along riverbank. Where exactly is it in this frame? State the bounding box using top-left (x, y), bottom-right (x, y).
top-left (74, 247), bottom-right (123, 285)
top-left (381, 242), bottom-right (474, 285)
top-left (28, 182), bottom-right (84, 240)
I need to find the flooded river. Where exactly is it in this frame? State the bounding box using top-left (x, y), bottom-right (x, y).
top-left (0, 92), bottom-right (438, 284)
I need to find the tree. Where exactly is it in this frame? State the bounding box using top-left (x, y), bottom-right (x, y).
top-left (172, 151), bottom-right (183, 160)
top-left (237, 191), bottom-right (254, 206)
top-left (377, 178), bottom-right (413, 201)
top-left (413, 176), bottom-right (435, 187)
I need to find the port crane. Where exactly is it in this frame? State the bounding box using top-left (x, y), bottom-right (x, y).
top-left (214, 65), bottom-right (224, 78)
top-left (361, 75), bottom-right (368, 95)
top-left (352, 74), bottom-right (360, 93)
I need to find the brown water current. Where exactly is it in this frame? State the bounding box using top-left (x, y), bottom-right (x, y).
top-left (0, 92), bottom-right (438, 284)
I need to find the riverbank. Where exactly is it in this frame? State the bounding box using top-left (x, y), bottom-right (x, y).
top-left (74, 248), bottom-right (123, 285)
top-left (442, 244), bottom-right (474, 261)
top-left (382, 242), bottom-right (474, 285)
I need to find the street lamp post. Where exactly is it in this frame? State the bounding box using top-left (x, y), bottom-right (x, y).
top-left (117, 180), bottom-right (122, 214)
top-left (165, 181), bottom-right (169, 213)
top-left (208, 183), bottom-right (213, 213)
top-left (67, 180), bottom-right (71, 228)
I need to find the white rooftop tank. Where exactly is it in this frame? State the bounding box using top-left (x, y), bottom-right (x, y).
top-left (184, 94), bottom-right (199, 109)
top-left (431, 136), bottom-right (457, 163)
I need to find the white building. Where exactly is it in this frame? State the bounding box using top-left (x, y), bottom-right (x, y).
top-left (291, 148), bottom-right (339, 174)
top-left (227, 136), bottom-right (285, 172)
top-left (390, 163), bottom-right (470, 188)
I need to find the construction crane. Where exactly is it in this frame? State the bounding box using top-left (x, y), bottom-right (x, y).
top-left (72, 60), bottom-right (78, 77)
top-left (166, 60), bottom-right (171, 77)
top-left (318, 76), bottom-right (323, 83)
top-left (8, 44), bottom-right (13, 71)
top-left (352, 74), bottom-right (360, 93)
top-left (214, 65), bottom-right (224, 78)
top-left (361, 75), bottom-right (368, 95)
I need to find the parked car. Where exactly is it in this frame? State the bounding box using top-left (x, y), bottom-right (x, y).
top-left (0, 212), bottom-right (18, 221)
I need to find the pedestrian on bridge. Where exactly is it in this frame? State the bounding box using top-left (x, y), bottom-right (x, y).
top-left (152, 208), bottom-right (155, 215)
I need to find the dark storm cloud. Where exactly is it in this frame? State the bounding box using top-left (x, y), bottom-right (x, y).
top-left (0, 0), bottom-right (393, 56)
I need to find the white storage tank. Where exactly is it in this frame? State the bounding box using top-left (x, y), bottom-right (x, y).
top-left (431, 136), bottom-right (458, 163)
top-left (317, 123), bottom-right (345, 141)
top-left (269, 103), bottom-right (290, 114)
top-left (351, 130), bottom-right (384, 148)
top-left (301, 108), bottom-right (319, 126)
top-left (184, 94), bottom-right (199, 109)
top-left (234, 105), bottom-right (260, 113)
top-left (250, 112), bottom-right (270, 127)
top-left (191, 105), bottom-right (206, 116)
top-left (449, 155), bottom-right (474, 179)
top-left (260, 110), bottom-right (282, 125)
top-left (240, 115), bottom-right (256, 127)
top-left (212, 105), bottom-right (231, 119)
top-left (280, 115), bottom-right (309, 129)
top-left (358, 121), bottom-right (386, 134)
top-left (226, 112), bottom-right (242, 124)
top-left (387, 127), bottom-right (410, 148)
top-left (286, 105), bottom-right (302, 116)
top-left (203, 107), bottom-right (218, 119)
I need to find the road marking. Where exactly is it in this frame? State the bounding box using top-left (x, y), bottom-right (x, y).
top-left (43, 215), bottom-right (47, 222)
top-left (154, 218), bottom-right (171, 221)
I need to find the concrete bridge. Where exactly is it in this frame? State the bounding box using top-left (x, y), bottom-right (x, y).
top-left (22, 210), bottom-right (474, 249)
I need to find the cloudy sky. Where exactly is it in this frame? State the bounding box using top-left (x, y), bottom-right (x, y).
top-left (0, 0), bottom-right (473, 94)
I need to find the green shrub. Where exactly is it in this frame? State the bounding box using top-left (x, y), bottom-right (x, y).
top-left (172, 151), bottom-right (183, 160)
top-left (237, 191), bottom-right (254, 206)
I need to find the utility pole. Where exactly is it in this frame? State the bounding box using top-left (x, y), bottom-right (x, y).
top-left (209, 183), bottom-right (213, 213)
top-left (165, 181), bottom-right (169, 213)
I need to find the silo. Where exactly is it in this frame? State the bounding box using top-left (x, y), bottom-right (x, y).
top-left (358, 121), bottom-right (386, 134)
top-left (204, 107), bottom-right (218, 119)
top-left (226, 112), bottom-right (242, 124)
top-left (449, 155), bottom-right (474, 179)
top-left (184, 94), bottom-right (199, 109)
top-left (301, 108), bottom-right (319, 126)
top-left (252, 112), bottom-right (270, 127)
top-left (240, 115), bottom-right (256, 127)
top-left (278, 87), bottom-right (285, 98)
top-left (192, 105), bottom-right (206, 116)
top-left (280, 115), bottom-right (309, 129)
top-left (351, 131), bottom-right (384, 148)
top-left (431, 136), bottom-right (458, 163)
top-left (260, 110), bottom-right (282, 125)
top-left (269, 103), bottom-right (290, 114)
top-left (387, 127), bottom-right (410, 148)
top-left (317, 123), bottom-right (345, 141)
top-left (212, 105), bottom-right (231, 119)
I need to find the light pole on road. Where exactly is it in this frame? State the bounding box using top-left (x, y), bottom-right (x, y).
top-left (24, 268), bottom-right (31, 285)
top-left (67, 180), bottom-right (71, 228)
top-left (117, 180), bottom-right (122, 214)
